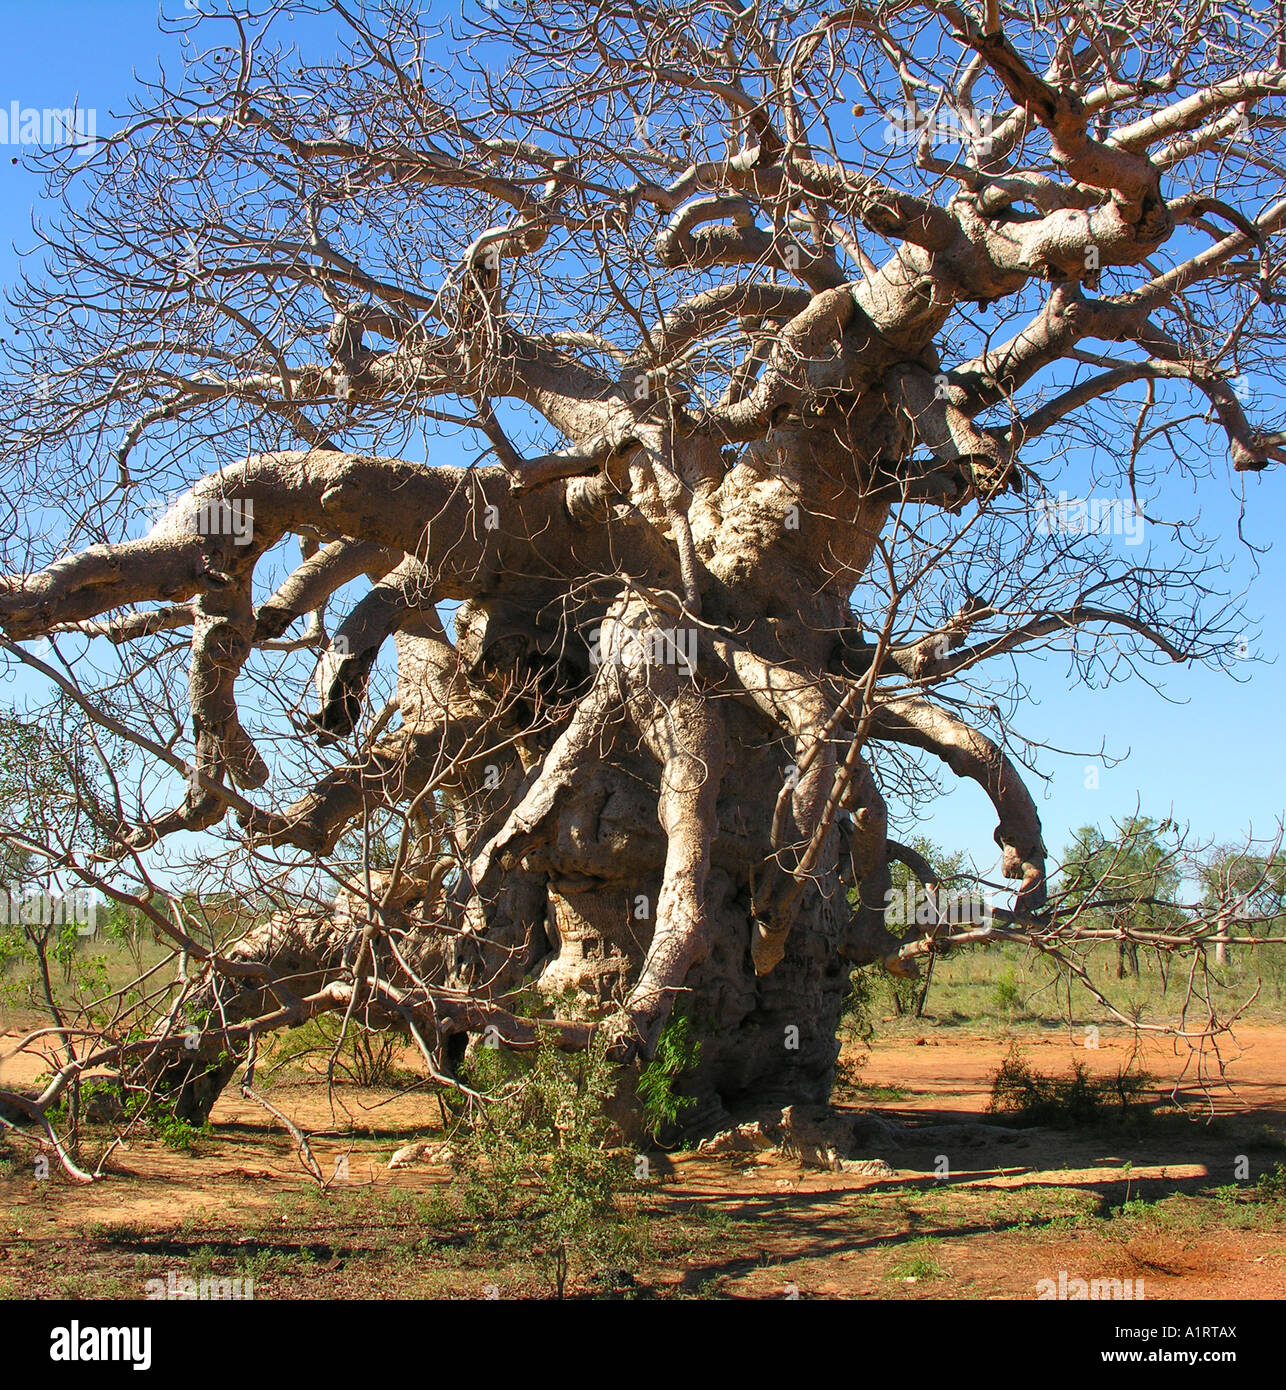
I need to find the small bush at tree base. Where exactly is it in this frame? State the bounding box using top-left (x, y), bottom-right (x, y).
top-left (454, 1036), bottom-right (642, 1298)
top-left (638, 1013), bottom-right (700, 1140)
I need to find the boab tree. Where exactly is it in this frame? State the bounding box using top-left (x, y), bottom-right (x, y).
top-left (2, 0), bottom-right (1285, 1154)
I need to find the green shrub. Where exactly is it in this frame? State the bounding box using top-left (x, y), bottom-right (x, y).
top-left (987, 1044), bottom-right (1151, 1127)
top-left (638, 1014), bottom-right (700, 1140)
top-left (843, 962), bottom-right (925, 1033)
top-left (1257, 1162), bottom-right (1286, 1199)
top-left (992, 966), bottom-right (1023, 1015)
top-left (456, 1035), bottom-right (641, 1298)
top-left (886, 1238), bottom-right (948, 1281)
top-left (264, 1015), bottom-right (411, 1088)
top-left (154, 1109), bottom-right (214, 1153)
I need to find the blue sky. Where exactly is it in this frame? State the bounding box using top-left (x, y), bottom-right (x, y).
top-left (0, 0), bottom-right (1282, 882)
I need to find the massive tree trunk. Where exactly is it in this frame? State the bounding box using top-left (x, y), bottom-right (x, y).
top-left (123, 413), bottom-right (1046, 1135)
top-left (132, 427), bottom-right (896, 1130)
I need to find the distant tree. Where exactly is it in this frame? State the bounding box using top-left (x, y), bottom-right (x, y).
top-left (1058, 817), bottom-right (1184, 978)
top-left (1197, 846), bottom-right (1286, 966)
top-left (882, 835), bottom-right (973, 1017)
top-left (0, 707), bottom-right (114, 981)
top-left (0, 705), bottom-right (118, 1164)
top-left (0, 707), bottom-right (114, 867)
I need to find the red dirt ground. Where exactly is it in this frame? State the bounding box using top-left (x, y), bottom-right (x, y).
top-left (2, 1022), bottom-right (1284, 1299)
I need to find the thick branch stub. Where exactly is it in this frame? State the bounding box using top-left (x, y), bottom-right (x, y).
top-left (255, 540), bottom-right (399, 642)
top-left (871, 698), bottom-right (1047, 912)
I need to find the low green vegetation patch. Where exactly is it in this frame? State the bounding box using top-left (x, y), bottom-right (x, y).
top-left (886, 1238), bottom-right (948, 1282)
top-left (986, 1044), bottom-right (1152, 1128)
